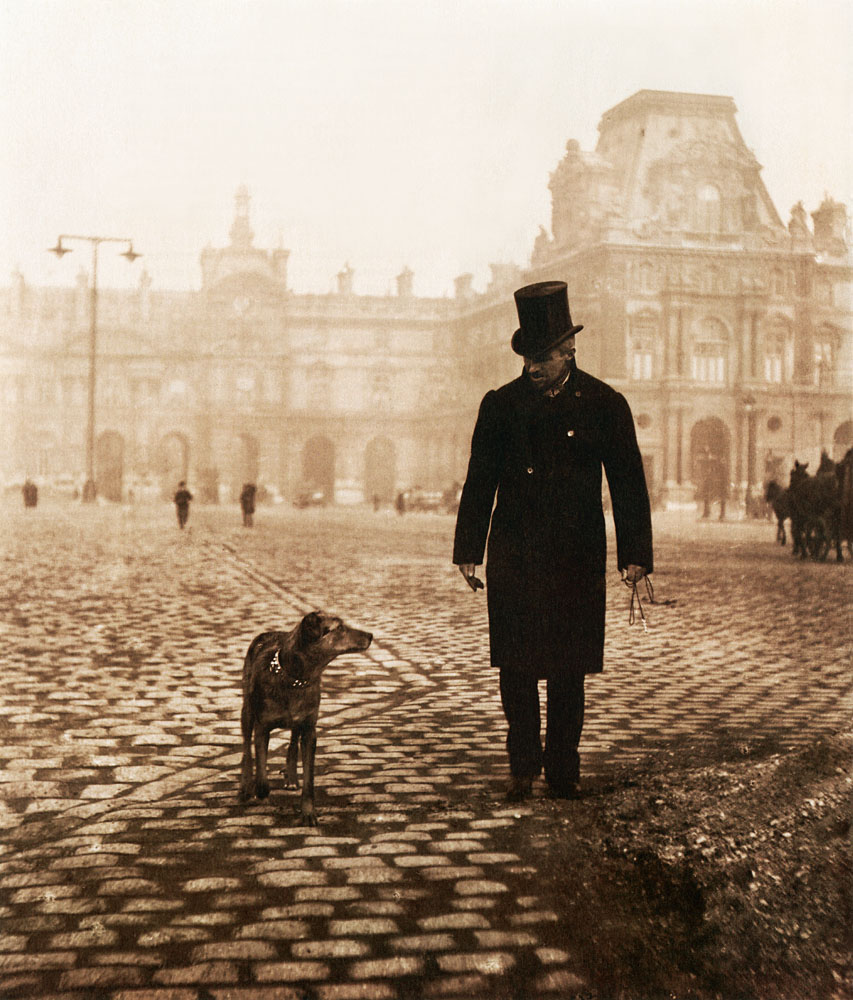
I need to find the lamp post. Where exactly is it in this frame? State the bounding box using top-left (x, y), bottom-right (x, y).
top-left (48, 235), bottom-right (140, 502)
top-left (743, 395), bottom-right (756, 516)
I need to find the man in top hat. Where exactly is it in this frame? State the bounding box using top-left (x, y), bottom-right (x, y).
top-left (453, 281), bottom-right (653, 801)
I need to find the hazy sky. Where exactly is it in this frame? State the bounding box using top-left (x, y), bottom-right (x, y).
top-left (1, 0), bottom-right (851, 297)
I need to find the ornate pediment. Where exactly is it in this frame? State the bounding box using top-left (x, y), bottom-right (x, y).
top-left (641, 136), bottom-right (769, 235)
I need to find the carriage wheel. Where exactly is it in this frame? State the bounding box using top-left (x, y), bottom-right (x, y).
top-left (804, 518), bottom-right (830, 562)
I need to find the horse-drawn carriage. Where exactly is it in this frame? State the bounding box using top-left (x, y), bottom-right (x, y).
top-left (765, 448), bottom-right (853, 562)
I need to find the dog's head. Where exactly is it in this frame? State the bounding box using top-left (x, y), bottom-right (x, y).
top-left (299, 611), bottom-right (373, 656)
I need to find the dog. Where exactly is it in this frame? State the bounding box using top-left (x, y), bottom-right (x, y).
top-left (239, 610), bottom-right (372, 826)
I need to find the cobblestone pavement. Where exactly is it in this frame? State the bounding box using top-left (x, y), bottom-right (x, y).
top-left (0, 500), bottom-right (850, 999)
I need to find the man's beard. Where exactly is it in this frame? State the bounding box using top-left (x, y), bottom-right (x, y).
top-left (533, 359), bottom-right (573, 395)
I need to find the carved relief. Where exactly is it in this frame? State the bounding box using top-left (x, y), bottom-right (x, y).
top-left (643, 137), bottom-right (761, 233)
top-left (549, 140), bottom-right (616, 247)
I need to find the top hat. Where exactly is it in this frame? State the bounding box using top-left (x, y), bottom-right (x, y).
top-left (511, 280), bottom-right (583, 357)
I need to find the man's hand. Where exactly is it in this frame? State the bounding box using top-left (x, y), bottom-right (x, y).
top-left (623, 564), bottom-right (647, 584)
top-left (458, 564), bottom-right (484, 591)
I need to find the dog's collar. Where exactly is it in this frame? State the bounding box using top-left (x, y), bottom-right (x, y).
top-left (269, 650), bottom-right (310, 688)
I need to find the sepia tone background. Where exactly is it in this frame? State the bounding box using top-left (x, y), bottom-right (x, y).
top-left (0, 0), bottom-right (851, 506)
top-left (0, 5), bottom-right (851, 997)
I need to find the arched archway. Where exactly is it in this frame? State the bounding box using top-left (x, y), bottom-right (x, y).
top-left (302, 436), bottom-right (335, 501)
top-left (157, 432), bottom-right (189, 500)
top-left (29, 431), bottom-right (59, 478)
top-left (96, 431), bottom-right (125, 502)
top-left (833, 420), bottom-right (853, 461)
top-left (364, 437), bottom-right (396, 504)
top-left (690, 417), bottom-right (731, 507)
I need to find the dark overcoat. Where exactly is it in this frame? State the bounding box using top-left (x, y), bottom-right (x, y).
top-left (452, 365), bottom-right (653, 678)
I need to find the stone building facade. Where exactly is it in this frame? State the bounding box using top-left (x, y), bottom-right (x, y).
top-left (1, 91), bottom-right (851, 509)
top-left (448, 90), bottom-right (852, 509)
top-left (0, 187), bottom-right (452, 503)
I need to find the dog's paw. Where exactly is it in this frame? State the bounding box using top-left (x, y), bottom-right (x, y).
top-left (282, 779), bottom-right (300, 790)
top-left (255, 781), bottom-right (270, 800)
top-left (299, 812), bottom-right (318, 827)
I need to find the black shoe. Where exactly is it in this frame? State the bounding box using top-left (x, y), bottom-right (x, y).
top-left (505, 776), bottom-right (533, 802)
top-left (547, 780), bottom-right (582, 800)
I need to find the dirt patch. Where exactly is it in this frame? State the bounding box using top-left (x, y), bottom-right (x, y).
top-left (501, 728), bottom-right (853, 999)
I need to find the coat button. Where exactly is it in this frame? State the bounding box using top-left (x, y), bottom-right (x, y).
top-left (567, 430), bottom-right (575, 437)
top-left (575, 391), bottom-right (581, 397)
top-left (527, 467), bottom-right (533, 474)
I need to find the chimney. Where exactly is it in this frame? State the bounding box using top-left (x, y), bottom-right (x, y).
top-left (454, 273), bottom-right (474, 300)
top-left (139, 269), bottom-right (152, 323)
top-left (10, 269), bottom-right (25, 318)
top-left (396, 266), bottom-right (414, 298)
top-left (337, 263), bottom-right (354, 295)
top-left (272, 247), bottom-right (290, 289)
top-left (812, 197), bottom-right (848, 254)
top-left (488, 262), bottom-right (522, 291)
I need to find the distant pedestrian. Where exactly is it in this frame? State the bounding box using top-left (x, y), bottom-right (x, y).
top-left (697, 447), bottom-right (713, 519)
top-left (174, 481), bottom-right (193, 529)
top-left (22, 479), bottom-right (38, 508)
top-left (395, 491), bottom-right (406, 516)
top-left (713, 459), bottom-right (728, 521)
top-left (240, 482), bottom-right (257, 527)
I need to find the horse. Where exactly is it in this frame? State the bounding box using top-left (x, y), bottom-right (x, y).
top-left (764, 479), bottom-right (794, 548)
top-left (836, 446), bottom-right (853, 558)
top-left (787, 453), bottom-right (844, 562)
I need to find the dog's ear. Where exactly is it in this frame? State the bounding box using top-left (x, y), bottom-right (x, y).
top-left (300, 611), bottom-right (324, 645)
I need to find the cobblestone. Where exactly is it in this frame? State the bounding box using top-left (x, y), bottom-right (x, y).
top-left (0, 503), bottom-right (850, 997)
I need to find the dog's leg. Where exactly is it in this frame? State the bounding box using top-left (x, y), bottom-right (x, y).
top-left (254, 726), bottom-right (271, 799)
top-left (239, 700), bottom-right (255, 802)
top-left (284, 730), bottom-right (300, 789)
top-left (299, 721), bottom-right (318, 827)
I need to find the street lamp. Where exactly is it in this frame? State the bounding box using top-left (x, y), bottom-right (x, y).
top-left (48, 234), bottom-right (141, 502)
top-left (743, 395), bottom-right (756, 516)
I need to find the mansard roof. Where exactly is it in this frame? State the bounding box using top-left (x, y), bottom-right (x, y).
top-left (599, 89), bottom-right (737, 129)
top-left (546, 88), bottom-right (787, 252)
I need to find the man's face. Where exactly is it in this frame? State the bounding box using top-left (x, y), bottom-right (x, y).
top-left (523, 336), bottom-right (576, 392)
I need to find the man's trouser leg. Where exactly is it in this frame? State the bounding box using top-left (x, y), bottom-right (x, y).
top-left (543, 671), bottom-right (585, 789)
top-left (499, 668), bottom-right (542, 779)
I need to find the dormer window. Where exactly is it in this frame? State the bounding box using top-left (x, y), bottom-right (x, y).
top-left (697, 184), bottom-right (722, 232)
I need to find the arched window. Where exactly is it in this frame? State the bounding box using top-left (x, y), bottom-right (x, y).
top-left (692, 317), bottom-right (728, 384)
top-left (307, 363), bottom-right (331, 408)
top-left (629, 313), bottom-right (657, 380)
top-left (370, 372), bottom-right (392, 408)
top-left (637, 262), bottom-right (655, 293)
top-left (701, 266), bottom-right (721, 294)
top-left (263, 372), bottom-right (280, 404)
top-left (234, 369), bottom-right (255, 406)
top-left (763, 318), bottom-right (792, 384)
top-left (697, 184), bottom-right (722, 232)
top-left (816, 278), bottom-right (833, 306)
top-left (814, 328), bottom-right (837, 388)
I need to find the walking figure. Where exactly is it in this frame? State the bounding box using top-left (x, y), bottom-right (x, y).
top-left (453, 281), bottom-right (653, 802)
top-left (240, 482), bottom-right (257, 527)
top-left (174, 481), bottom-right (193, 529)
top-left (22, 479), bottom-right (38, 508)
